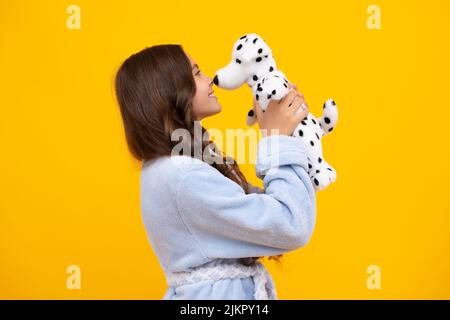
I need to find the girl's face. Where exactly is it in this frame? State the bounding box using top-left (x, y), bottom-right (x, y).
top-left (186, 53), bottom-right (222, 120)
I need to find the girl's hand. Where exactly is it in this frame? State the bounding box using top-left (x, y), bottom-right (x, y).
top-left (253, 83), bottom-right (309, 137)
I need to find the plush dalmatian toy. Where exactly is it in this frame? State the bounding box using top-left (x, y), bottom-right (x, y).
top-left (213, 33), bottom-right (338, 191)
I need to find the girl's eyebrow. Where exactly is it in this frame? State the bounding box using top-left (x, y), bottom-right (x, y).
top-left (192, 64), bottom-right (199, 70)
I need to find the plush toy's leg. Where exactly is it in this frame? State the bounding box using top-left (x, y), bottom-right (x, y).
top-left (317, 98), bottom-right (338, 137)
top-left (246, 107), bottom-right (258, 126)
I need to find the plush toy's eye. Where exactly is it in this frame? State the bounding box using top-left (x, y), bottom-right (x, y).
top-left (237, 44), bottom-right (242, 50)
top-left (253, 38), bottom-right (258, 44)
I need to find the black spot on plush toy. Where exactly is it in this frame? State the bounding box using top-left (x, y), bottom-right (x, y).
top-left (213, 33), bottom-right (338, 191)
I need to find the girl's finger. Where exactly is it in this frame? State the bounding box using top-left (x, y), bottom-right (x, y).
top-left (281, 90), bottom-right (301, 109)
top-left (288, 83), bottom-right (298, 90)
top-left (289, 96), bottom-right (305, 113)
top-left (293, 102), bottom-right (309, 118)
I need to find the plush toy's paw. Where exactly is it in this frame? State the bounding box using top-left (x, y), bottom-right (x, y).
top-left (309, 163), bottom-right (337, 191)
top-left (318, 98), bottom-right (338, 136)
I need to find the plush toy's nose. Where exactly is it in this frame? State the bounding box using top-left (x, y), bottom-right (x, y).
top-left (213, 75), bottom-right (219, 86)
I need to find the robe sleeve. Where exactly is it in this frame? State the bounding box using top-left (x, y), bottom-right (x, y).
top-left (175, 135), bottom-right (317, 259)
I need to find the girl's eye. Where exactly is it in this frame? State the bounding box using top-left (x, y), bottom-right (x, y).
top-left (196, 70), bottom-right (202, 75)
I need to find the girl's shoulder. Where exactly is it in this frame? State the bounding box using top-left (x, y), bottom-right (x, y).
top-left (142, 155), bottom-right (209, 173)
top-left (141, 155), bottom-right (215, 187)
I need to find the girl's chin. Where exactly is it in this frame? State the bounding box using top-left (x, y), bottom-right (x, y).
top-left (210, 100), bottom-right (221, 112)
top-left (209, 106), bottom-right (222, 115)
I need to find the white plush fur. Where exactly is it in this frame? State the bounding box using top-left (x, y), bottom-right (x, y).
top-left (213, 33), bottom-right (339, 191)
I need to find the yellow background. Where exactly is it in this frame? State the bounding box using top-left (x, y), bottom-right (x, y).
top-left (1, 0), bottom-right (449, 299)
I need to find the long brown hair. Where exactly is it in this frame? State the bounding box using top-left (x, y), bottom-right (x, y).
top-left (114, 44), bottom-right (281, 264)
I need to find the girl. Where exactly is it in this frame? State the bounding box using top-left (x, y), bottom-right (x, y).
top-left (114, 44), bottom-right (316, 300)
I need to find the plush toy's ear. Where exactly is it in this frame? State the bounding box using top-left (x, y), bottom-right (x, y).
top-left (246, 107), bottom-right (257, 126)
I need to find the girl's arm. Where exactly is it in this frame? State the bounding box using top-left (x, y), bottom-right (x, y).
top-left (175, 134), bottom-right (316, 260)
